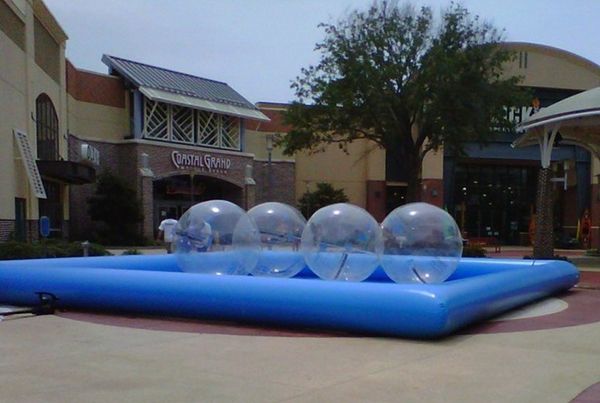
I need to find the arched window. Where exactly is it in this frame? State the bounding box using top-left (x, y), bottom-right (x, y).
top-left (36, 93), bottom-right (59, 160)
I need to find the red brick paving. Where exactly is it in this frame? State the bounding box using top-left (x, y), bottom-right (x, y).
top-left (571, 382), bottom-right (600, 403)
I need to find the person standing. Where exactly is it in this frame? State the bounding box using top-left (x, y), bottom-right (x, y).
top-left (157, 214), bottom-right (178, 253)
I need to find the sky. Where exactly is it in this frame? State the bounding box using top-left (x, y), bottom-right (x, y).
top-left (44, 0), bottom-right (600, 104)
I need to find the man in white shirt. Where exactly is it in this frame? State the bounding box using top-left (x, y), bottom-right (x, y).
top-left (157, 214), bottom-right (178, 253)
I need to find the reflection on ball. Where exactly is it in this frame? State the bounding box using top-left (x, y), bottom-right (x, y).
top-left (381, 202), bottom-right (463, 283)
top-left (300, 203), bottom-right (382, 281)
top-left (247, 202), bottom-right (306, 278)
top-left (174, 200), bottom-right (259, 275)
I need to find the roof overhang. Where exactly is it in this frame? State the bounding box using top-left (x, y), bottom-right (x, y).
top-left (512, 87), bottom-right (600, 159)
top-left (139, 87), bottom-right (270, 122)
top-left (37, 161), bottom-right (96, 185)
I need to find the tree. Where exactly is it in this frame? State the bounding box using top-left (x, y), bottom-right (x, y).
top-left (298, 182), bottom-right (349, 218)
top-left (88, 171), bottom-right (143, 245)
top-left (282, 1), bottom-right (529, 201)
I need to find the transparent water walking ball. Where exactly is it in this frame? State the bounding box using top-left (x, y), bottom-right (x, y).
top-left (300, 203), bottom-right (383, 281)
top-left (247, 202), bottom-right (306, 278)
top-left (173, 200), bottom-right (260, 275)
top-left (380, 202), bottom-right (463, 283)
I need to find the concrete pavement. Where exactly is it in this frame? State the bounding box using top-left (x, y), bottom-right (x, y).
top-left (1, 247), bottom-right (600, 402)
top-left (1, 305), bottom-right (599, 403)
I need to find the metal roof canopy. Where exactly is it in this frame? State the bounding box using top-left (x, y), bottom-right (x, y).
top-left (139, 87), bottom-right (269, 122)
top-left (513, 86), bottom-right (600, 166)
top-left (102, 55), bottom-right (270, 122)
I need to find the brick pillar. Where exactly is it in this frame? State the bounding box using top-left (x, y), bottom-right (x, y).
top-left (141, 175), bottom-right (154, 241)
top-left (244, 184), bottom-right (256, 210)
top-left (533, 168), bottom-right (554, 258)
top-left (366, 180), bottom-right (386, 222)
top-left (420, 179), bottom-right (444, 208)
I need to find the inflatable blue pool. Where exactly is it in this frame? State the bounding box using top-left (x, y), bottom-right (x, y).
top-left (0, 255), bottom-right (578, 338)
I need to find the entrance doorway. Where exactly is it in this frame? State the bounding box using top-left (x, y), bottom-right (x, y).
top-left (386, 185), bottom-right (407, 215)
top-left (38, 180), bottom-right (63, 238)
top-left (153, 174), bottom-right (243, 235)
top-left (452, 163), bottom-right (538, 244)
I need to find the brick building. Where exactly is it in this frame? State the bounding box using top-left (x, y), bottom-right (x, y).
top-left (3, 0), bottom-right (600, 248)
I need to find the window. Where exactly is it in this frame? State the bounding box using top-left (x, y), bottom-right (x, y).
top-left (518, 51), bottom-right (528, 69)
top-left (0, 0), bottom-right (25, 50)
top-left (197, 110), bottom-right (240, 149)
top-left (36, 94), bottom-right (59, 161)
top-left (143, 98), bottom-right (240, 150)
top-left (34, 17), bottom-right (60, 82)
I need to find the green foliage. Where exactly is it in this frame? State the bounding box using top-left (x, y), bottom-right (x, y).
top-left (121, 249), bottom-right (141, 255)
top-left (282, 1), bottom-right (530, 200)
top-left (87, 171), bottom-right (143, 245)
top-left (298, 182), bottom-right (349, 218)
top-left (462, 244), bottom-right (487, 258)
top-left (0, 240), bottom-right (110, 260)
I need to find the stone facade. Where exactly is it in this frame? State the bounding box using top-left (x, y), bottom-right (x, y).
top-left (68, 134), bottom-right (268, 242)
top-left (0, 220), bottom-right (15, 241)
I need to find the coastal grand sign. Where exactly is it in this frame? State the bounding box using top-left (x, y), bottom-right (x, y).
top-left (171, 150), bottom-right (232, 174)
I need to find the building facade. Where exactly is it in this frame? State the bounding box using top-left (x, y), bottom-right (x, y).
top-left (3, 0), bottom-right (600, 248)
top-left (251, 43), bottom-right (600, 247)
top-left (0, 0), bottom-right (93, 242)
top-left (66, 55), bottom-right (277, 241)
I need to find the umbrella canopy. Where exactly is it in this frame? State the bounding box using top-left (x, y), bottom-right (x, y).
top-left (513, 86), bottom-right (600, 159)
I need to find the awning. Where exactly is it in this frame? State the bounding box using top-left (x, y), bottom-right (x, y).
top-left (513, 87), bottom-right (600, 151)
top-left (37, 161), bottom-right (96, 185)
top-left (139, 87), bottom-right (270, 122)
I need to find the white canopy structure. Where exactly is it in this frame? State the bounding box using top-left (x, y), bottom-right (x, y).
top-left (513, 86), bottom-right (600, 164)
top-left (513, 86), bottom-right (600, 257)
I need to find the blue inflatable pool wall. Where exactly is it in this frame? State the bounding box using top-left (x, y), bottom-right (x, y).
top-left (0, 254), bottom-right (578, 338)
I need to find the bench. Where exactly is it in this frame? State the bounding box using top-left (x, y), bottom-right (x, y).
top-left (466, 237), bottom-right (502, 253)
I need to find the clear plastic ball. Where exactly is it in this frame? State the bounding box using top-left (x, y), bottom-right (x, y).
top-left (247, 202), bottom-right (306, 278)
top-left (380, 202), bottom-right (463, 284)
top-left (173, 200), bottom-right (259, 275)
top-left (300, 203), bottom-right (383, 281)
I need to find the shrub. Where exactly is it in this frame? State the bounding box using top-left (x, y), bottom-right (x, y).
top-left (298, 182), bottom-right (349, 218)
top-left (88, 171), bottom-right (143, 246)
top-left (462, 245), bottom-right (487, 258)
top-left (121, 249), bottom-right (141, 255)
top-left (0, 240), bottom-right (110, 260)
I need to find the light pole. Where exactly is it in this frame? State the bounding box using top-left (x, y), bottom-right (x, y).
top-left (266, 134), bottom-right (274, 201)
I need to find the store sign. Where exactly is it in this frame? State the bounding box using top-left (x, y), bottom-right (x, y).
top-left (505, 105), bottom-right (537, 125)
top-left (171, 150), bottom-right (232, 174)
top-left (80, 144), bottom-right (100, 165)
top-left (506, 98), bottom-right (541, 125)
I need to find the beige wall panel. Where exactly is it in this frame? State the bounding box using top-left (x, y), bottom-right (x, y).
top-left (295, 141), bottom-right (369, 206)
top-left (0, 82), bottom-right (26, 218)
top-left (296, 141), bottom-right (367, 182)
top-left (503, 45), bottom-right (600, 90)
top-left (244, 129), bottom-right (290, 161)
top-left (67, 95), bottom-right (129, 142)
top-left (0, 29), bottom-right (27, 219)
top-left (0, 30), bottom-right (26, 93)
top-left (422, 148), bottom-right (444, 180)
